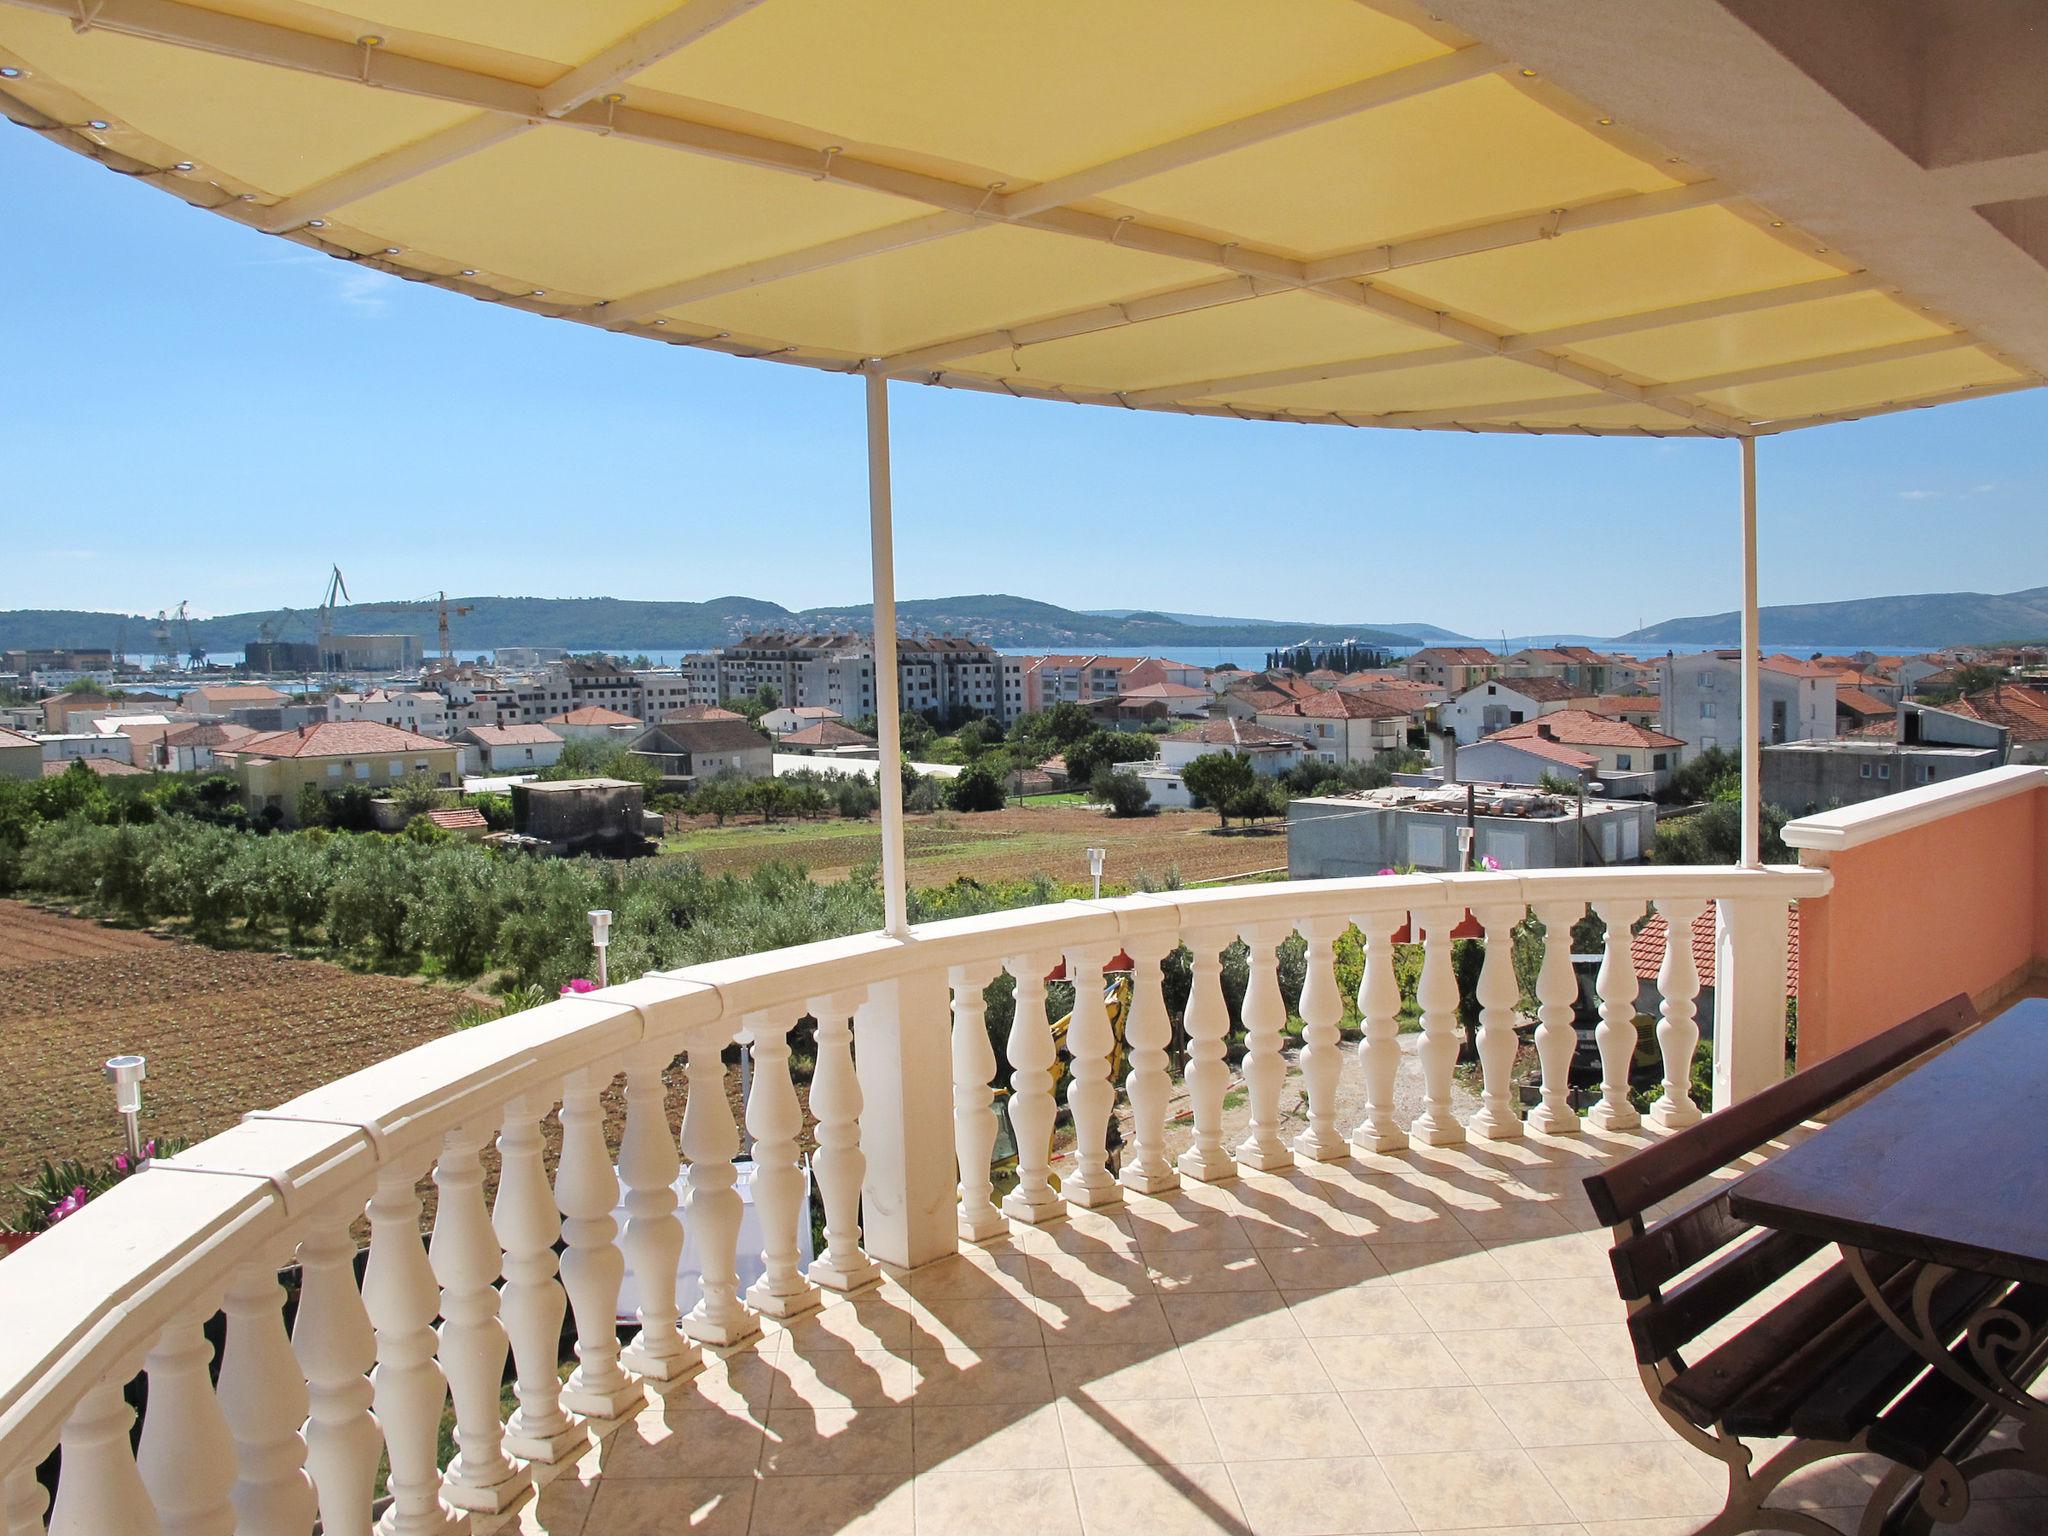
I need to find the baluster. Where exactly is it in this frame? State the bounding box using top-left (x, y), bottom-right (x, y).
top-left (1651, 896), bottom-right (1707, 1131)
top-left (1527, 901), bottom-right (1585, 1136)
top-left (1468, 903), bottom-right (1527, 1141)
top-left (1589, 898), bottom-right (1645, 1132)
top-left (219, 1257), bottom-right (317, 1534)
top-left (807, 992), bottom-right (881, 1289)
top-left (1411, 907), bottom-right (1467, 1146)
top-left (492, 1096), bottom-right (582, 1465)
top-left (948, 966), bottom-right (1010, 1238)
top-left (138, 1305), bottom-right (236, 1536)
top-left (1000, 958), bottom-right (1066, 1222)
top-left (681, 1032), bottom-right (758, 1346)
top-left (431, 1128), bottom-right (524, 1516)
top-left (1292, 919), bottom-right (1345, 1162)
top-left (3, 1465), bottom-right (48, 1536)
top-left (746, 1012), bottom-right (823, 1316)
top-left (48, 1376), bottom-right (161, 1536)
top-left (615, 1046), bottom-right (700, 1380)
top-left (1119, 937), bottom-right (1181, 1195)
top-left (363, 1166), bottom-right (463, 1534)
top-left (1236, 926), bottom-right (1293, 1172)
top-left (294, 1208), bottom-right (383, 1533)
top-left (556, 1069), bottom-right (643, 1422)
top-left (1348, 910), bottom-right (1408, 1154)
top-left (1062, 945), bottom-right (1122, 1207)
top-left (1176, 932), bottom-right (1235, 1182)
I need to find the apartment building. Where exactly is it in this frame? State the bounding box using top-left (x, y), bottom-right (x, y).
top-left (1403, 646), bottom-right (1505, 691)
top-left (681, 632), bottom-right (1029, 723)
top-left (326, 687), bottom-right (449, 737)
top-left (1659, 651), bottom-right (1837, 761)
top-left (1256, 690), bottom-right (1410, 767)
top-left (1438, 676), bottom-right (1592, 745)
top-left (1019, 653), bottom-right (1203, 712)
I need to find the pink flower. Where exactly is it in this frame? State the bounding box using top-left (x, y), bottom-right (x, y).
top-left (47, 1187), bottom-right (89, 1224)
top-left (560, 978), bottom-right (596, 995)
top-left (1376, 867), bottom-right (1396, 877)
top-left (113, 1154), bottom-right (129, 1174)
top-left (1475, 854), bottom-right (1501, 872)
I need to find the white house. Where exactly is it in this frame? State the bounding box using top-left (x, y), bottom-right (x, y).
top-left (1438, 676), bottom-right (1592, 745)
top-left (1461, 710), bottom-right (1687, 794)
top-left (1255, 690), bottom-right (1409, 766)
top-left (1659, 651), bottom-right (1837, 762)
top-left (762, 704), bottom-right (843, 737)
top-left (36, 732), bottom-right (132, 764)
top-left (156, 721), bottom-right (258, 772)
top-left (545, 705), bottom-right (645, 743)
top-left (328, 687), bottom-right (451, 738)
top-left (460, 723), bottom-right (566, 774)
top-left (1139, 718), bottom-right (1307, 807)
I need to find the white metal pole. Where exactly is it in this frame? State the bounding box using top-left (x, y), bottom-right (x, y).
top-left (1738, 434), bottom-right (1762, 868)
top-left (866, 366), bottom-right (911, 938)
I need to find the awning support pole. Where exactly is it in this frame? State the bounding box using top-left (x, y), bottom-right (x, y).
top-left (865, 364), bottom-right (910, 938)
top-left (1738, 434), bottom-right (1761, 869)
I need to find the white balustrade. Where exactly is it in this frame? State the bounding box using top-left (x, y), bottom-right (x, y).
top-left (1177, 931), bottom-right (1235, 1182)
top-left (363, 1165), bottom-right (464, 1535)
top-left (293, 1208), bottom-right (383, 1532)
top-left (948, 965), bottom-right (1009, 1238)
top-left (1119, 937), bottom-right (1181, 1195)
top-left (556, 1069), bottom-right (642, 1422)
top-left (492, 1096), bottom-right (583, 1464)
top-left (1468, 902), bottom-right (1527, 1140)
top-left (1000, 957), bottom-right (1066, 1222)
top-left (1349, 910), bottom-right (1407, 1155)
top-left (1527, 901), bottom-right (1585, 1136)
top-left (614, 1046), bottom-right (698, 1379)
top-left (218, 1256), bottom-right (317, 1533)
top-left (1589, 898), bottom-right (1645, 1131)
top-left (1236, 926), bottom-right (1293, 1172)
top-left (431, 1127), bottom-right (524, 1517)
top-left (1410, 907), bottom-right (1468, 1147)
top-left (3, 1466), bottom-right (48, 1536)
top-left (49, 1377), bottom-right (160, 1536)
top-left (808, 991), bottom-right (880, 1289)
top-left (1292, 918), bottom-right (1346, 1162)
top-left (1061, 945), bottom-right (1122, 1207)
top-left (1651, 896), bottom-right (1707, 1130)
top-left (137, 1306), bottom-right (235, 1536)
top-left (680, 1032), bottom-right (757, 1346)
top-left (746, 1011), bottom-right (824, 1316)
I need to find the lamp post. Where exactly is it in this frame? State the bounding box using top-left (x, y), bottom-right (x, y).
top-left (1086, 847), bottom-right (1106, 900)
top-left (587, 908), bottom-right (613, 988)
top-left (104, 1054), bottom-right (146, 1163)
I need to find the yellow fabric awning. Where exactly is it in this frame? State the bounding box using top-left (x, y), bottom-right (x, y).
top-left (2, 0), bottom-right (2036, 436)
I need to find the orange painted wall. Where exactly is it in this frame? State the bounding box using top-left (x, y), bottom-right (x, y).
top-left (1799, 785), bottom-right (2043, 1066)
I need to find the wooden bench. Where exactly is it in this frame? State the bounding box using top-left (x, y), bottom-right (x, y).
top-left (1582, 994), bottom-right (2048, 1535)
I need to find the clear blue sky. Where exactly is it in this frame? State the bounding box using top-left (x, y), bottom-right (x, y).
top-left (5, 123), bottom-right (2042, 638)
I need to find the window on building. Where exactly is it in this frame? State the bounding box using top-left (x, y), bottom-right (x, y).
top-left (355, 762), bottom-right (370, 780)
top-left (1859, 763), bottom-right (1872, 778)
top-left (1700, 702), bottom-right (1716, 718)
top-left (1615, 754), bottom-right (1632, 771)
top-left (1877, 764), bottom-right (1890, 779)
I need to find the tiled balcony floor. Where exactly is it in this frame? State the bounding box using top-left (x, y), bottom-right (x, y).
top-left (514, 1129), bottom-right (2048, 1536)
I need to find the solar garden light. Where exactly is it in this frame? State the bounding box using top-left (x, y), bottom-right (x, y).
top-left (104, 1054), bottom-right (146, 1163)
top-left (1086, 847), bottom-right (1106, 900)
top-left (588, 909), bottom-right (613, 988)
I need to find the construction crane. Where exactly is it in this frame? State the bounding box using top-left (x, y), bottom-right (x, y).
top-left (149, 609), bottom-right (174, 671)
top-left (175, 601), bottom-right (206, 670)
top-left (433, 591), bottom-right (473, 664)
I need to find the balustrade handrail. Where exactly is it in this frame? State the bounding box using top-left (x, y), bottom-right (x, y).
top-left (1782, 762), bottom-right (2047, 852)
top-left (0, 861), bottom-right (1827, 1481)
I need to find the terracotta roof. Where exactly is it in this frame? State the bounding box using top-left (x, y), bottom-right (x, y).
top-left (1946, 682), bottom-right (2048, 743)
top-left (1482, 676), bottom-right (1583, 702)
top-left (780, 706), bottom-right (844, 719)
top-left (160, 721), bottom-right (257, 748)
top-left (1702, 651), bottom-right (1834, 680)
top-left (1168, 718), bottom-right (1302, 749)
top-left (661, 705), bottom-right (745, 723)
top-left (185, 683), bottom-right (289, 704)
top-left (1114, 682), bottom-right (1210, 700)
top-left (1590, 695), bottom-right (1660, 716)
top-left (1633, 907), bottom-right (1801, 995)
top-left (43, 757), bottom-right (147, 776)
top-left (463, 723), bottom-right (563, 746)
top-left (780, 721), bottom-right (878, 748)
top-left (1272, 690), bottom-right (1411, 720)
top-left (1476, 733), bottom-right (1598, 770)
top-left (228, 721), bottom-right (453, 759)
top-left (0, 726), bottom-right (39, 749)
top-left (1487, 709), bottom-right (1685, 750)
top-left (546, 705), bottom-right (642, 726)
top-left (1408, 647), bottom-right (1501, 667)
top-left (425, 807), bottom-right (488, 832)
top-left (1834, 688), bottom-right (1894, 719)
top-left (640, 719), bottom-right (771, 756)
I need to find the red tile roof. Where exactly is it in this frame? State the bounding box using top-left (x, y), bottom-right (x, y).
top-left (1485, 676), bottom-right (1584, 702)
top-left (1633, 907), bottom-right (1801, 995)
top-left (1946, 682), bottom-right (2048, 743)
top-left (43, 756), bottom-right (147, 776)
top-left (1834, 688), bottom-right (1894, 719)
top-left (1409, 647), bottom-right (1501, 667)
top-left (160, 722), bottom-right (257, 748)
top-left (781, 721), bottom-right (878, 748)
top-left (546, 705), bottom-right (642, 726)
top-left (1273, 690), bottom-right (1412, 720)
top-left (229, 721), bottom-right (453, 759)
top-left (464, 723), bottom-right (563, 746)
top-left (1169, 718), bottom-right (1302, 749)
top-left (662, 705), bottom-right (745, 723)
top-left (0, 727), bottom-right (38, 749)
top-left (1480, 733), bottom-right (1597, 770)
top-left (425, 807), bottom-right (488, 832)
top-left (1486, 709), bottom-right (1685, 750)
top-left (1589, 695), bottom-right (1660, 717)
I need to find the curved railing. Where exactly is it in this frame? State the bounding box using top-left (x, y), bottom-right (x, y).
top-left (0, 864), bottom-right (1824, 1531)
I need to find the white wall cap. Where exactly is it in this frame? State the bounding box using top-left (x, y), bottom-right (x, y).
top-left (1783, 764), bottom-right (2047, 852)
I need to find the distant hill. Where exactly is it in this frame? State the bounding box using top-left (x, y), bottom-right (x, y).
top-left (0, 593), bottom-right (1422, 657)
top-left (1620, 586), bottom-right (2048, 648)
top-left (1083, 608), bottom-right (1473, 643)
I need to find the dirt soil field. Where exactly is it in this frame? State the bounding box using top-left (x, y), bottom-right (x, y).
top-left (0, 900), bottom-right (473, 1192)
top-left (666, 803), bottom-right (1288, 888)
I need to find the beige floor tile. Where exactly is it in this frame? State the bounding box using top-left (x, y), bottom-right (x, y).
top-left (1312, 1334), bottom-right (1470, 1393)
top-left (907, 1345), bottom-right (1055, 1406)
top-left (512, 1473), bottom-right (597, 1536)
top-left (581, 1475), bottom-right (755, 1534)
top-left (1230, 1178), bottom-right (1369, 1249)
top-left (661, 1352), bottom-right (779, 1414)
top-left (912, 1402), bottom-right (1068, 1472)
top-left (760, 1405), bottom-right (912, 1480)
top-left (1528, 1442), bottom-right (1726, 1523)
top-left (1200, 1392), bottom-right (1367, 1462)
top-left (903, 1251), bottom-right (1033, 1301)
top-left (1047, 1343), bottom-right (1196, 1402)
top-left (1283, 1285), bottom-right (1430, 1340)
top-left (1341, 1387), bottom-right (1517, 1455)
top-left (1028, 1247), bottom-right (1156, 1300)
top-left (1577, 1520), bottom-right (1716, 1536)
top-left (1367, 1241), bottom-right (1510, 1285)
top-left (1456, 1205), bottom-right (1576, 1244)
top-left (1517, 1279), bottom-right (1626, 1329)
top-left (907, 1294), bottom-right (1048, 1350)
top-left (1128, 1199), bottom-right (1256, 1253)
top-left (1437, 1329), bottom-right (1602, 1387)
top-left (747, 1473), bottom-right (915, 1536)
top-left (1148, 1247), bottom-right (1276, 1293)
top-left (1003, 1208), bottom-right (1138, 1256)
top-left (1481, 1382), bottom-right (1665, 1449)
top-left (1403, 1281), bottom-right (1553, 1334)
top-left (915, 1467), bottom-right (1081, 1534)
top-left (1058, 1397), bottom-right (1222, 1468)
top-left (1179, 1337), bottom-right (1333, 1398)
top-left (1038, 1293), bottom-right (1177, 1347)
top-left (1162, 1288), bottom-right (1302, 1343)
top-left (1256, 1242), bottom-right (1390, 1291)
top-left (770, 1292), bottom-right (915, 1354)
top-left (1379, 1449), bottom-right (1577, 1531)
top-left (768, 1346), bottom-right (921, 1409)
top-left (1226, 1454), bottom-right (1416, 1534)
top-left (1073, 1463), bottom-right (1247, 1536)
top-left (603, 1406), bottom-right (768, 1477)
top-left (1554, 1325), bottom-right (1640, 1380)
top-left (1482, 1232), bottom-right (1614, 1282)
